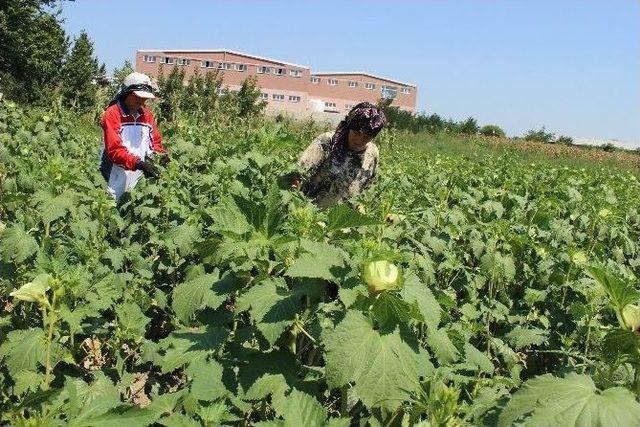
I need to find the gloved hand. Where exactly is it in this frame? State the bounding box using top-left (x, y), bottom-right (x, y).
top-left (135, 160), bottom-right (159, 179)
top-left (159, 153), bottom-right (170, 166)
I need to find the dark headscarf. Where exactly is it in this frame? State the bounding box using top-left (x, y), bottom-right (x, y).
top-left (329, 102), bottom-right (387, 161)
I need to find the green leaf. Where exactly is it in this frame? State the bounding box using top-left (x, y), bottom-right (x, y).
top-left (601, 328), bottom-right (640, 364)
top-left (33, 190), bottom-right (74, 224)
top-left (399, 272), bottom-right (441, 329)
top-left (286, 242), bottom-right (345, 281)
top-left (13, 370), bottom-right (43, 395)
top-left (10, 273), bottom-right (51, 303)
top-left (272, 388), bottom-right (327, 427)
top-left (587, 265), bottom-right (640, 311)
top-left (0, 327), bottom-right (45, 373)
top-left (0, 224), bottom-right (38, 263)
top-left (115, 302), bottom-right (150, 338)
top-left (236, 278), bottom-right (301, 345)
top-left (171, 273), bottom-right (220, 324)
top-left (209, 197), bottom-right (252, 235)
top-left (322, 311), bottom-right (420, 410)
top-left (245, 374), bottom-right (290, 401)
top-left (164, 222), bottom-right (201, 256)
top-left (425, 328), bottom-right (460, 364)
top-left (186, 359), bottom-right (227, 401)
top-left (371, 291), bottom-right (423, 329)
top-left (157, 326), bottom-right (228, 373)
top-left (87, 407), bottom-right (161, 427)
top-left (464, 342), bottom-right (494, 374)
top-left (505, 326), bottom-right (548, 350)
top-left (498, 373), bottom-right (640, 427)
top-left (325, 203), bottom-right (382, 231)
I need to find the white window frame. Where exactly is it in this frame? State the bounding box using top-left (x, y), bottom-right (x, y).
top-left (348, 81), bottom-right (357, 88)
top-left (201, 60), bottom-right (215, 68)
top-left (259, 92), bottom-right (269, 100)
top-left (289, 70), bottom-right (302, 77)
top-left (273, 67), bottom-right (286, 76)
top-left (324, 101), bottom-right (336, 108)
top-left (327, 79), bottom-right (338, 86)
top-left (177, 58), bottom-right (190, 66)
top-left (345, 104), bottom-right (354, 109)
top-left (219, 62), bottom-right (231, 70)
top-left (365, 82), bottom-right (376, 90)
top-left (288, 95), bottom-right (301, 102)
top-left (234, 63), bottom-right (247, 72)
top-left (310, 76), bottom-right (320, 84)
top-left (272, 93), bottom-right (285, 101)
top-left (162, 57), bottom-right (174, 65)
top-left (401, 87), bottom-right (411, 94)
top-left (257, 66), bottom-right (272, 74)
top-left (143, 55), bottom-right (156, 63)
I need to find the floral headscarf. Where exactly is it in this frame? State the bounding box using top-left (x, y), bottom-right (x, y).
top-left (329, 102), bottom-right (387, 161)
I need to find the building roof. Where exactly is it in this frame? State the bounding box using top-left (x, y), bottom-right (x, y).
top-left (310, 71), bottom-right (416, 88)
top-left (138, 49), bottom-right (310, 69)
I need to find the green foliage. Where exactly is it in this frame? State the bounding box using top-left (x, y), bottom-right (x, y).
top-left (479, 124), bottom-right (506, 138)
top-left (498, 373), bottom-right (640, 426)
top-left (524, 126), bottom-right (556, 143)
top-left (61, 31), bottom-right (99, 112)
top-left (0, 0), bottom-right (68, 105)
top-left (1, 100), bottom-right (640, 424)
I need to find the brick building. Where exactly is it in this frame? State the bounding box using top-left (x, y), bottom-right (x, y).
top-left (135, 49), bottom-right (417, 118)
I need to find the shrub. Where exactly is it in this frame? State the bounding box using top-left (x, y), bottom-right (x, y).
top-left (524, 127), bottom-right (555, 143)
top-left (479, 125), bottom-right (506, 138)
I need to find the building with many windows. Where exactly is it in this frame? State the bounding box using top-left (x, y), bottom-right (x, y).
top-left (135, 49), bottom-right (418, 118)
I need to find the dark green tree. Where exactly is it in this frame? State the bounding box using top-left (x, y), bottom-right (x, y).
top-left (61, 31), bottom-right (99, 112)
top-left (0, 0), bottom-right (69, 105)
top-left (156, 65), bottom-right (185, 122)
top-left (479, 124), bottom-right (506, 138)
top-left (236, 76), bottom-right (266, 118)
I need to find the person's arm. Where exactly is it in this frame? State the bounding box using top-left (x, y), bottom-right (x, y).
top-left (360, 145), bottom-right (379, 190)
top-left (101, 110), bottom-right (139, 170)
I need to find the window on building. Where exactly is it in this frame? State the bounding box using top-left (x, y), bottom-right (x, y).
top-left (327, 79), bottom-right (338, 86)
top-left (257, 66), bottom-right (272, 74)
top-left (259, 92), bottom-right (269, 100)
top-left (201, 60), bottom-right (215, 68)
top-left (365, 82), bottom-right (376, 90)
top-left (345, 104), bottom-right (354, 109)
top-left (289, 70), bottom-right (302, 77)
top-left (235, 64), bottom-right (247, 72)
top-left (324, 101), bottom-right (336, 108)
top-left (177, 58), bottom-right (190, 66)
top-left (219, 62), bottom-right (231, 70)
top-left (381, 85), bottom-right (398, 99)
top-left (272, 94), bottom-right (285, 101)
top-left (161, 57), bottom-right (174, 65)
top-left (348, 81), bottom-right (358, 88)
top-left (142, 55), bottom-right (156, 63)
top-left (289, 95), bottom-right (301, 102)
top-left (401, 87), bottom-right (411, 94)
top-left (310, 76), bottom-right (320, 84)
top-left (273, 68), bottom-right (286, 76)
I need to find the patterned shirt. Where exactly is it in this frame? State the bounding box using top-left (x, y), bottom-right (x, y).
top-left (298, 132), bottom-right (379, 208)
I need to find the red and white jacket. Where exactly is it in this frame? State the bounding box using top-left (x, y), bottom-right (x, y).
top-left (99, 101), bottom-right (165, 200)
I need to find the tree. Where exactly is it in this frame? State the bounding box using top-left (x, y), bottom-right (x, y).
top-left (0, 0), bottom-right (69, 105)
top-left (61, 31), bottom-right (99, 112)
top-left (156, 65), bottom-right (185, 122)
top-left (523, 127), bottom-right (556, 143)
top-left (479, 125), bottom-right (506, 138)
top-left (236, 76), bottom-right (266, 118)
top-left (458, 117), bottom-right (479, 135)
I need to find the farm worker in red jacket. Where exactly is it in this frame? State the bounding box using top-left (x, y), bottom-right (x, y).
top-left (99, 72), bottom-right (167, 201)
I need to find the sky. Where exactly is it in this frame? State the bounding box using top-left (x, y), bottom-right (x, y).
top-left (60, 1), bottom-right (640, 146)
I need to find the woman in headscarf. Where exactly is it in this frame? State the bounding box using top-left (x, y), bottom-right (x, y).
top-left (296, 102), bottom-right (386, 208)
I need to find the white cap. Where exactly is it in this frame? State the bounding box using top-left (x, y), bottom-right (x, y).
top-left (123, 72), bottom-right (156, 99)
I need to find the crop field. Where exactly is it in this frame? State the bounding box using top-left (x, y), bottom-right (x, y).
top-left (2, 101), bottom-right (640, 426)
